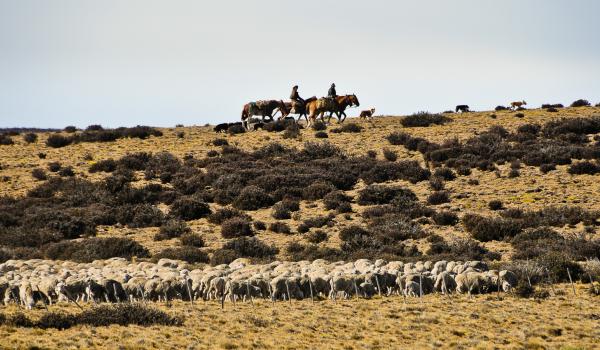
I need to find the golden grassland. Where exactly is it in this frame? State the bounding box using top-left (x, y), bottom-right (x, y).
top-left (2, 106), bottom-right (600, 259)
top-left (0, 285), bottom-right (598, 349)
top-left (1, 107), bottom-right (600, 349)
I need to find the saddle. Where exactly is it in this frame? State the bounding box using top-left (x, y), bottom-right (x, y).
top-left (315, 97), bottom-right (337, 110)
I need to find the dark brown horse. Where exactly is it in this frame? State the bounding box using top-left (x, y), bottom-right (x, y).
top-left (305, 94), bottom-right (360, 126)
top-left (241, 100), bottom-right (286, 129)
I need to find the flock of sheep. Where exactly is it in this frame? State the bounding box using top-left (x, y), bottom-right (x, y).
top-left (0, 258), bottom-right (518, 310)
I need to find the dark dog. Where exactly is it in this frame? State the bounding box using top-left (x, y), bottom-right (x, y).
top-left (213, 123), bottom-right (229, 133)
top-left (253, 122), bottom-right (265, 131)
top-left (455, 105), bottom-right (470, 113)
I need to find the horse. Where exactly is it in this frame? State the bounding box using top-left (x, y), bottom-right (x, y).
top-left (241, 100), bottom-right (286, 129)
top-left (455, 105), bottom-right (470, 113)
top-left (510, 100), bottom-right (527, 110)
top-left (278, 96), bottom-right (317, 123)
top-left (305, 94), bottom-right (360, 126)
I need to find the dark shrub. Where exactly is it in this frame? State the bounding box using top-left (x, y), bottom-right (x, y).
top-left (358, 185), bottom-right (417, 205)
top-left (212, 138), bottom-right (229, 146)
top-left (495, 105), bottom-right (509, 111)
top-left (0, 134), bottom-right (14, 145)
top-left (303, 181), bottom-right (335, 200)
top-left (153, 246), bottom-right (209, 263)
top-left (366, 150), bottom-right (377, 158)
top-left (517, 123), bottom-right (540, 135)
top-left (361, 160), bottom-right (430, 184)
top-left (457, 166), bottom-right (472, 176)
top-left (401, 112), bottom-right (451, 127)
top-left (58, 166), bottom-right (75, 177)
top-left (323, 191), bottom-right (352, 211)
top-left (86, 124), bottom-right (103, 131)
top-left (227, 124), bottom-right (246, 135)
top-left (539, 163), bottom-right (556, 173)
top-left (37, 312), bottom-right (77, 330)
top-left (23, 133), bottom-right (38, 143)
top-left (488, 200), bottom-right (503, 211)
top-left (332, 123), bottom-right (362, 133)
top-left (155, 220), bottom-right (191, 241)
top-left (515, 113), bottom-right (525, 118)
top-left (253, 221), bottom-right (266, 231)
top-left (119, 204), bottom-right (164, 228)
top-left (221, 217), bottom-right (254, 238)
top-left (180, 232), bottom-right (205, 247)
top-left (38, 152), bottom-right (46, 159)
top-left (223, 237), bottom-right (278, 259)
top-left (448, 238), bottom-right (500, 261)
top-left (300, 141), bottom-right (344, 160)
top-left (382, 148), bottom-right (397, 161)
top-left (31, 168), bottom-right (47, 181)
top-left (64, 126), bottom-right (77, 133)
top-left (339, 225), bottom-right (370, 241)
top-left (283, 124), bottom-right (301, 139)
top-left (46, 134), bottom-right (73, 148)
top-left (279, 197), bottom-right (300, 211)
top-left (537, 252), bottom-right (583, 282)
top-left (433, 211), bottom-right (459, 226)
top-left (571, 99), bottom-right (591, 107)
top-left (207, 208), bottom-right (250, 225)
top-left (568, 161), bottom-right (600, 175)
top-left (272, 203), bottom-right (291, 220)
top-left (89, 159), bottom-right (117, 173)
top-left (45, 237), bottom-right (149, 262)
top-left (306, 230), bottom-right (328, 243)
top-left (5, 313), bottom-right (34, 327)
top-left (433, 167), bottom-right (456, 181)
top-left (210, 249), bottom-right (239, 265)
top-left (170, 197), bottom-right (211, 220)
top-left (547, 107), bottom-right (558, 112)
top-left (312, 120), bottom-right (327, 131)
top-left (298, 215), bottom-right (334, 233)
top-left (285, 242), bottom-right (343, 262)
top-left (77, 304), bottom-right (183, 327)
top-left (427, 191), bottom-right (450, 205)
top-left (233, 185), bottom-right (273, 210)
top-left (386, 131), bottom-right (411, 145)
top-left (508, 169), bottom-right (520, 178)
top-left (207, 150), bottom-right (219, 157)
top-left (314, 131), bottom-right (328, 138)
top-left (463, 214), bottom-right (522, 241)
top-left (429, 176), bottom-right (445, 191)
top-left (269, 221), bottom-right (291, 234)
top-left (176, 131), bottom-right (185, 138)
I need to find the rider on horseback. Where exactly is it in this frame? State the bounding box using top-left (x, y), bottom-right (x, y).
top-left (327, 83), bottom-right (337, 99)
top-left (290, 85), bottom-right (305, 111)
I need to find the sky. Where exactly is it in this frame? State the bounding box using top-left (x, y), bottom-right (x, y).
top-left (0, 0), bottom-right (599, 128)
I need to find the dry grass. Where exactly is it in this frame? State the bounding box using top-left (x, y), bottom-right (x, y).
top-left (0, 284), bottom-right (598, 349)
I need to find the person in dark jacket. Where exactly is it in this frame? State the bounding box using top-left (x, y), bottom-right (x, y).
top-left (290, 85), bottom-right (304, 109)
top-left (327, 83), bottom-right (337, 98)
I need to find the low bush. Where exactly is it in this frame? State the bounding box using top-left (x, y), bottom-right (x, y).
top-left (58, 166), bottom-right (75, 177)
top-left (64, 126), bottom-right (77, 133)
top-left (463, 214), bottom-right (522, 241)
top-left (382, 148), bottom-right (397, 161)
top-left (323, 191), bottom-right (352, 211)
top-left (233, 185), bottom-right (273, 210)
top-left (314, 131), bottom-right (328, 138)
top-left (302, 181), bottom-right (335, 201)
top-left (282, 124), bottom-right (301, 139)
top-left (306, 230), bottom-right (328, 243)
top-left (23, 133), bottom-right (38, 143)
top-left (210, 249), bottom-right (239, 265)
top-left (0, 134), bottom-right (14, 145)
top-left (221, 217), bottom-right (254, 238)
top-left (515, 113), bottom-right (525, 118)
top-left (227, 124), bottom-right (246, 134)
top-left (272, 203), bottom-right (291, 220)
top-left (488, 200), bottom-right (503, 211)
top-left (540, 163), bottom-right (556, 173)
top-left (207, 208), bottom-right (250, 225)
top-left (311, 121), bottom-right (327, 131)
top-left (253, 221), bottom-right (266, 231)
top-left (269, 221), bottom-right (291, 234)
top-left (508, 169), bottom-right (520, 178)
top-left (427, 191), bottom-right (451, 205)
top-left (570, 99), bottom-right (591, 108)
top-left (153, 246), bottom-right (209, 263)
top-left (31, 168), bottom-right (47, 181)
top-left (222, 237), bottom-right (278, 259)
top-left (89, 159), bottom-right (117, 173)
top-left (401, 112), bottom-right (451, 127)
top-left (568, 161), bottom-right (600, 175)
top-left (433, 167), bottom-right (456, 181)
top-left (386, 131), bottom-right (411, 145)
top-left (45, 237), bottom-right (149, 262)
top-left (433, 211), bottom-right (459, 226)
top-left (155, 220), bottom-right (191, 241)
top-left (212, 138), bottom-right (228, 146)
top-left (495, 106), bottom-right (509, 111)
top-left (358, 185), bottom-right (417, 205)
top-left (331, 123), bottom-right (362, 133)
top-left (170, 197), bottom-right (211, 220)
top-left (179, 232), bottom-right (205, 247)
top-left (46, 134), bottom-right (73, 148)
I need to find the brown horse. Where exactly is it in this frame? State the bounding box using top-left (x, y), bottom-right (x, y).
top-left (278, 96), bottom-right (317, 122)
top-left (241, 100), bottom-right (286, 129)
top-left (305, 94), bottom-right (360, 126)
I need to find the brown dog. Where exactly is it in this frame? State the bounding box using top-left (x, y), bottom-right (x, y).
top-left (359, 108), bottom-right (375, 121)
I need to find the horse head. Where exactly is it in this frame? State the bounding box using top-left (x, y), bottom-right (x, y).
top-left (350, 94), bottom-right (360, 107)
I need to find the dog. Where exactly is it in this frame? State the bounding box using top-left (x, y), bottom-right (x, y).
top-left (359, 108), bottom-right (376, 120)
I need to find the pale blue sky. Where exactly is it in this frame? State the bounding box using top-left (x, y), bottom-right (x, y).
top-left (0, 0), bottom-right (599, 128)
